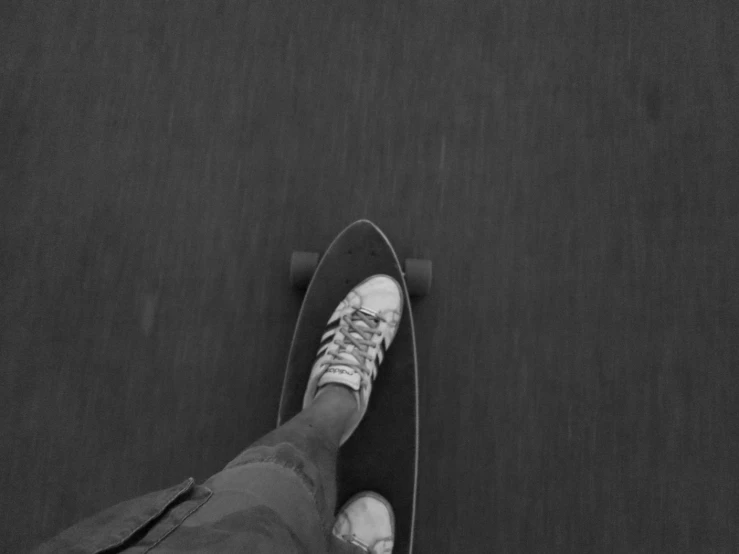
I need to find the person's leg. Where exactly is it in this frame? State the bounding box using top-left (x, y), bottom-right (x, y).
top-left (244, 383), bottom-right (358, 522)
top-left (157, 274), bottom-right (403, 553)
top-left (153, 384), bottom-right (365, 554)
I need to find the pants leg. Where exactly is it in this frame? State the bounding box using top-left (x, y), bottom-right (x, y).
top-left (222, 418), bottom-right (339, 539)
top-left (153, 412), bottom-right (366, 553)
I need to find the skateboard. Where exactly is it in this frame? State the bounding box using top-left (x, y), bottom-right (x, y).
top-left (278, 219), bottom-right (431, 553)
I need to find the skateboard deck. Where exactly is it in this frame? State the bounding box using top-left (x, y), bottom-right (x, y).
top-left (278, 219), bottom-right (420, 553)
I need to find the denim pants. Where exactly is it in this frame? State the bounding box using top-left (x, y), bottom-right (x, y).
top-left (33, 411), bottom-right (366, 554)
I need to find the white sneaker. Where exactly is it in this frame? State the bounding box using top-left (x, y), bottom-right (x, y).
top-left (333, 491), bottom-right (395, 553)
top-left (302, 274), bottom-right (403, 446)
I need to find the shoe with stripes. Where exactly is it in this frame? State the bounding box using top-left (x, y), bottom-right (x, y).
top-left (302, 274), bottom-right (404, 446)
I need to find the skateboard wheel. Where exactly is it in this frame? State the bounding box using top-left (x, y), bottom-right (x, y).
top-left (404, 258), bottom-right (432, 297)
top-left (290, 251), bottom-right (319, 290)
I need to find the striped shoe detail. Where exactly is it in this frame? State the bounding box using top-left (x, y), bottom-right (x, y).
top-left (316, 317), bottom-right (342, 358)
top-left (315, 311), bottom-right (390, 376)
top-left (366, 332), bottom-right (390, 378)
top-left (377, 336), bottom-right (389, 364)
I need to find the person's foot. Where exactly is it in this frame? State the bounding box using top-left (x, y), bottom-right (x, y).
top-left (302, 274), bottom-right (403, 446)
top-left (333, 492), bottom-right (395, 553)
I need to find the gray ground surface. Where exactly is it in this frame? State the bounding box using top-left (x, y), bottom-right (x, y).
top-left (2, 1), bottom-right (738, 552)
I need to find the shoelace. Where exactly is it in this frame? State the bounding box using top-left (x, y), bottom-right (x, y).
top-left (342, 533), bottom-right (371, 551)
top-left (329, 310), bottom-right (383, 379)
top-left (339, 533), bottom-right (393, 554)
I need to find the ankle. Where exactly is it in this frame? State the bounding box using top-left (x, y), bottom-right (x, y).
top-left (307, 385), bottom-right (358, 447)
top-left (315, 384), bottom-right (358, 412)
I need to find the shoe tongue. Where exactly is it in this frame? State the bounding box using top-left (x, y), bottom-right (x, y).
top-left (321, 317), bottom-right (375, 390)
top-left (318, 364), bottom-right (361, 391)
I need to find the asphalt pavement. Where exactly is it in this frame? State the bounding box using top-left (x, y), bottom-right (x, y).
top-left (2, 0), bottom-right (738, 551)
